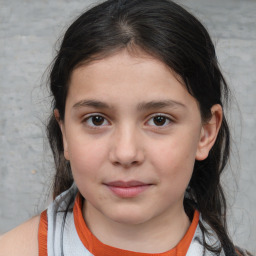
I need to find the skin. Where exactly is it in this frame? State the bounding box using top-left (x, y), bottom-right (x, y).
top-left (58, 49), bottom-right (222, 253)
top-left (0, 49), bottom-right (222, 255)
top-left (0, 216), bottom-right (40, 256)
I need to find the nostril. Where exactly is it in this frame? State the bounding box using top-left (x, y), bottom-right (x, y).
top-left (112, 160), bottom-right (140, 168)
top-left (123, 160), bottom-right (140, 168)
top-left (131, 160), bottom-right (139, 166)
top-left (113, 161), bottom-right (120, 166)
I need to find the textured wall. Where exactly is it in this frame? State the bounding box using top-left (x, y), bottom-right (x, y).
top-left (0, 0), bottom-right (255, 253)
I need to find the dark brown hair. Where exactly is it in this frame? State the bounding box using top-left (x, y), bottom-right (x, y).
top-left (47, 0), bottom-right (237, 254)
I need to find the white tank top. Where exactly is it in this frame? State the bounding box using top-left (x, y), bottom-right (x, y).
top-left (39, 184), bottom-right (225, 256)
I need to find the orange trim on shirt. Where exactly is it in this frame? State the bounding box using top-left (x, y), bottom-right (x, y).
top-left (74, 193), bottom-right (200, 256)
top-left (38, 210), bottom-right (48, 256)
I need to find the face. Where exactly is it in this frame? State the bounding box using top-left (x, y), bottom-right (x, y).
top-left (60, 50), bottom-right (210, 226)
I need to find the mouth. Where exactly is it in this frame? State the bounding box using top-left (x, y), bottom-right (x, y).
top-left (104, 180), bottom-right (152, 198)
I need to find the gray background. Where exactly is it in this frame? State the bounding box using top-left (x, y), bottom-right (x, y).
top-left (0, 0), bottom-right (255, 253)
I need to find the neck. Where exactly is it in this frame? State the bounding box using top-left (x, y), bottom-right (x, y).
top-left (83, 201), bottom-right (191, 253)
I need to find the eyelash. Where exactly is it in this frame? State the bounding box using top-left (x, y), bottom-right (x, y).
top-left (83, 114), bottom-right (110, 128)
top-left (146, 114), bottom-right (172, 127)
top-left (82, 113), bottom-right (173, 128)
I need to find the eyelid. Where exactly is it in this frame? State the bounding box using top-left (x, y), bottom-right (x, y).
top-left (82, 113), bottom-right (111, 128)
top-left (145, 113), bottom-right (174, 127)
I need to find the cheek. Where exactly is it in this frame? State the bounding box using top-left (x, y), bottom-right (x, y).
top-left (151, 137), bottom-right (198, 167)
top-left (67, 138), bottom-right (107, 179)
top-left (148, 135), bottom-right (199, 184)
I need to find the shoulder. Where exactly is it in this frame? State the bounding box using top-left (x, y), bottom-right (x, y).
top-left (0, 215), bottom-right (40, 256)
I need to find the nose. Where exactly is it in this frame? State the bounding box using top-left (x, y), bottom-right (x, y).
top-left (109, 125), bottom-right (145, 168)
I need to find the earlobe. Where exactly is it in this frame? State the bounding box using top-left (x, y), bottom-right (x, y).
top-left (195, 104), bottom-right (223, 161)
top-left (54, 109), bottom-right (70, 160)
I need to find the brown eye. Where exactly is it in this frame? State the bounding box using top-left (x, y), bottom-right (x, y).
top-left (153, 116), bottom-right (167, 126)
top-left (85, 115), bottom-right (109, 127)
top-left (147, 115), bottom-right (171, 127)
top-left (92, 116), bottom-right (104, 126)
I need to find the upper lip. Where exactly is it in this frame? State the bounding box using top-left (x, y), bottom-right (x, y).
top-left (105, 180), bottom-right (149, 187)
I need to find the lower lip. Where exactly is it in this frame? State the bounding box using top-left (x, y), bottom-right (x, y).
top-left (106, 185), bottom-right (151, 198)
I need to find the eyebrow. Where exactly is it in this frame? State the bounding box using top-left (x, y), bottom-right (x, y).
top-left (137, 100), bottom-right (186, 111)
top-left (72, 99), bottom-right (186, 110)
top-left (73, 99), bottom-right (111, 109)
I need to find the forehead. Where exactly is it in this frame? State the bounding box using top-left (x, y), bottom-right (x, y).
top-left (66, 49), bottom-right (196, 110)
top-left (70, 50), bottom-right (182, 88)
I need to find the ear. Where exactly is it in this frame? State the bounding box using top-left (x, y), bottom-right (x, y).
top-left (54, 109), bottom-right (70, 160)
top-left (196, 104), bottom-right (223, 161)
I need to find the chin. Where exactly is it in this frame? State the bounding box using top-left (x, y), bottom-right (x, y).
top-left (107, 210), bottom-right (151, 226)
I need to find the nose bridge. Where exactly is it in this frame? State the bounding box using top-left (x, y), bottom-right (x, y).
top-left (110, 122), bottom-right (144, 167)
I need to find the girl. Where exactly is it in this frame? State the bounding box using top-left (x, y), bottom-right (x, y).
top-left (0, 0), bottom-right (252, 255)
